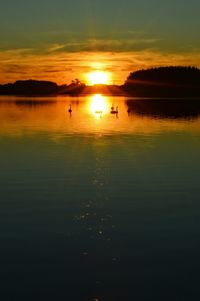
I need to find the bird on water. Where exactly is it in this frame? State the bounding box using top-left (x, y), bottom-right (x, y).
top-left (68, 104), bottom-right (72, 114)
top-left (111, 106), bottom-right (118, 114)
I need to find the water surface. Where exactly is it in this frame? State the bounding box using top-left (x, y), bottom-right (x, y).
top-left (1, 95), bottom-right (200, 300)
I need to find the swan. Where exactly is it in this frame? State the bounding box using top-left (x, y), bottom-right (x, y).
top-left (68, 104), bottom-right (72, 113)
top-left (111, 106), bottom-right (118, 114)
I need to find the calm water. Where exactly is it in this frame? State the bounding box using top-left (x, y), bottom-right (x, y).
top-left (1, 95), bottom-right (200, 300)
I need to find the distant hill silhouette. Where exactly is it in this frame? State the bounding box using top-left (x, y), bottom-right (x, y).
top-left (61, 79), bottom-right (86, 95)
top-left (0, 80), bottom-right (122, 96)
top-left (79, 84), bottom-right (123, 96)
top-left (0, 80), bottom-right (66, 95)
top-left (0, 79), bottom-right (86, 96)
top-left (2, 80), bottom-right (57, 95)
top-left (123, 66), bottom-right (200, 97)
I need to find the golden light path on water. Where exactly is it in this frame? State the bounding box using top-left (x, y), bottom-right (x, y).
top-left (89, 94), bottom-right (109, 118)
top-left (1, 95), bottom-right (200, 138)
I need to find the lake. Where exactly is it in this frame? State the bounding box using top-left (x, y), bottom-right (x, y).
top-left (1, 95), bottom-right (200, 300)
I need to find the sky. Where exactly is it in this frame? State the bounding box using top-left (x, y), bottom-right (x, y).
top-left (0, 0), bottom-right (200, 84)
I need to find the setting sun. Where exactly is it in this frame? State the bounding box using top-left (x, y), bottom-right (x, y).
top-left (87, 71), bottom-right (111, 85)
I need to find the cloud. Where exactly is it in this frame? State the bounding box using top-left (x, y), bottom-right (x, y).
top-left (45, 37), bottom-right (161, 53)
top-left (0, 47), bottom-right (200, 85)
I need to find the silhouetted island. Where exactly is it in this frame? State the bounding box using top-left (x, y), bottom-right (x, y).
top-left (0, 80), bottom-right (122, 96)
top-left (123, 66), bottom-right (200, 118)
top-left (1, 66), bottom-right (200, 97)
top-left (0, 79), bottom-right (85, 96)
top-left (123, 66), bottom-right (200, 97)
top-left (0, 80), bottom-right (61, 95)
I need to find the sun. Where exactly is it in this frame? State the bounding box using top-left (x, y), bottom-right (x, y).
top-left (87, 71), bottom-right (111, 85)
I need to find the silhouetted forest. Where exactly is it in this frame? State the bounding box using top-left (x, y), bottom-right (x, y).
top-left (0, 80), bottom-right (122, 96)
top-left (0, 79), bottom-right (86, 96)
top-left (0, 80), bottom-right (62, 95)
top-left (123, 66), bottom-right (200, 97)
top-left (1, 66), bottom-right (200, 97)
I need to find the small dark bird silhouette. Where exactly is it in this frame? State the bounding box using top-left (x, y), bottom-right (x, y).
top-left (68, 104), bottom-right (72, 114)
top-left (111, 106), bottom-right (118, 114)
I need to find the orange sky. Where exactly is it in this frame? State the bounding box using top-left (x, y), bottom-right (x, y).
top-left (1, 49), bottom-right (200, 85)
top-left (1, 1), bottom-right (200, 85)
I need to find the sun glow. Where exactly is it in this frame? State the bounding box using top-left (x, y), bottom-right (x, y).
top-left (90, 94), bottom-right (109, 117)
top-left (88, 71), bottom-right (111, 85)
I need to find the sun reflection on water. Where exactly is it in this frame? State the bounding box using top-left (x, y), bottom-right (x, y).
top-left (1, 95), bottom-right (200, 138)
top-left (90, 94), bottom-right (109, 118)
